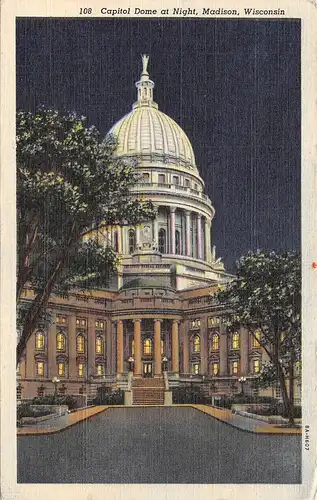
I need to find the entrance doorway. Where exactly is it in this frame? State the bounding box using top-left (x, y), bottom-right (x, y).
top-left (143, 362), bottom-right (153, 377)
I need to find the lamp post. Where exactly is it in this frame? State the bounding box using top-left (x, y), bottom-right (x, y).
top-left (52, 377), bottom-right (61, 415)
top-left (162, 356), bottom-right (168, 372)
top-left (238, 376), bottom-right (247, 395)
top-left (128, 356), bottom-right (135, 372)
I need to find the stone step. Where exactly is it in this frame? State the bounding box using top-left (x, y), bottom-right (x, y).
top-left (132, 378), bottom-right (164, 388)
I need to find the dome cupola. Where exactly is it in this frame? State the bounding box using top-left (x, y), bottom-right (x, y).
top-left (107, 55), bottom-right (198, 173)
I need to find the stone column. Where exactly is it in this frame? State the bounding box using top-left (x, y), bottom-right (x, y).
top-left (48, 312), bottom-right (57, 378)
top-left (116, 320), bottom-right (124, 375)
top-left (68, 315), bottom-right (77, 378)
top-left (153, 216), bottom-right (159, 248)
top-left (185, 210), bottom-right (191, 257)
top-left (171, 320), bottom-right (180, 374)
top-left (240, 327), bottom-right (249, 375)
top-left (205, 220), bottom-right (211, 262)
top-left (117, 227), bottom-right (122, 253)
top-left (136, 226), bottom-right (140, 250)
top-left (197, 214), bottom-right (203, 260)
top-left (87, 316), bottom-right (95, 378)
top-left (182, 323), bottom-right (189, 374)
top-left (219, 324), bottom-right (228, 376)
top-left (170, 207), bottom-right (176, 254)
top-left (106, 320), bottom-right (113, 374)
top-left (154, 319), bottom-right (162, 376)
top-left (134, 319), bottom-right (142, 376)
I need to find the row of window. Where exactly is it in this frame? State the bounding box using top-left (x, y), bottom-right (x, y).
top-left (142, 172), bottom-right (199, 191)
top-left (36, 332), bottom-right (105, 354)
top-left (36, 361), bottom-right (104, 378)
top-left (192, 359), bottom-right (261, 376)
top-left (35, 359), bottom-right (261, 378)
top-left (191, 331), bottom-right (261, 353)
top-left (56, 316), bottom-right (105, 329)
top-left (36, 331), bottom-right (261, 355)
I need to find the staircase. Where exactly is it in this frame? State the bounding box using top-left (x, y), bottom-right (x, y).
top-left (132, 377), bottom-right (165, 405)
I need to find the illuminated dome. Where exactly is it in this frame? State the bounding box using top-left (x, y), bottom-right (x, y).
top-left (107, 55), bottom-right (197, 173)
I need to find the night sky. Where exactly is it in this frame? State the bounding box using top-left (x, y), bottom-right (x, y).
top-left (16, 18), bottom-right (301, 270)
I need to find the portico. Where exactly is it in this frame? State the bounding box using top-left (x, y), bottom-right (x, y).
top-left (115, 318), bottom-right (181, 378)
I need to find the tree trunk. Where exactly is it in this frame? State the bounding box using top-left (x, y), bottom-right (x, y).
top-left (277, 369), bottom-right (290, 416)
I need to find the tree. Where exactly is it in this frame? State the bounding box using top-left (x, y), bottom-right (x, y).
top-left (216, 251), bottom-right (301, 425)
top-left (17, 107), bottom-right (155, 363)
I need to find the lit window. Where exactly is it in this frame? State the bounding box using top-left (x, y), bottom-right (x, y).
top-left (131, 339), bottom-right (135, 356)
top-left (35, 331), bottom-right (45, 350)
top-left (192, 363), bottom-right (200, 375)
top-left (232, 332), bottom-right (240, 349)
top-left (212, 362), bottom-right (219, 376)
top-left (37, 361), bottom-right (44, 376)
top-left (56, 315), bottom-right (67, 324)
top-left (77, 334), bottom-right (85, 353)
top-left (128, 229), bottom-right (136, 254)
top-left (143, 338), bottom-right (152, 355)
top-left (253, 359), bottom-right (260, 373)
top-left (56, 333), bottom-right (66, 351)
top-left (158, 228), bottom-right (166, 254)
top-left (76, 318), bottom-right (87, 327)
top-left (212, 334), bottom-right (219, 351)
top-left (175, 230), bottom-right (181, 254)
top-left (78, 363), bottom-right (85, 377)
top-left (193, 334), bottom-right (200, 353)
top-left (96, 364), bottom-right (104, 376)
top-left (58, 362), bottom-right (65, 377)
top-left (252, 329), bottom-right (261, 348)
top-left (208, 316), bottom-right (220, 327)
top-left (191, 319), bottom-right (201, 329)
top-left (232, 361), bottom-right (239, 374)
top-left (95, 320), bottom-right (105, 329)
top-left (95, 336), bottom-right (104, 354)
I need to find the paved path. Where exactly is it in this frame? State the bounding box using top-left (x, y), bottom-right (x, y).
top-left (17, 407), bottom-right (301, 484)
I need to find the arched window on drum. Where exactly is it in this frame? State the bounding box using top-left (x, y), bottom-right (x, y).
top-left (128, 229), bottom-right (136, 254)
top-left (175, 230), bottom-right (181, 254)
top-left (158, 228), bottom-right (166, 254)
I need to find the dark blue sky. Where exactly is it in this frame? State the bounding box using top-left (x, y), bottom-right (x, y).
top-left (16, 18), bottom-right (301, 270)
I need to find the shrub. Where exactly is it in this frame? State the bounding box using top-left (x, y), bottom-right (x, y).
top-left (93, 386), bottom-right (124, 405)
top-left (32, 394), bottom-right (77, 409)
top-left (17, 404), bottom-right (53, 420)
top-left (172, 385), bottom-right (206, 404)
top-left (213, 396), bottom-right (233, 409)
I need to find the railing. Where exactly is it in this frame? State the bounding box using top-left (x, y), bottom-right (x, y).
top-left (131, 182), bottom-right (213, 206)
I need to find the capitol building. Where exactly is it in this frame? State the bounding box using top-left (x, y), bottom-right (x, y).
top-left (19, 56), bottom-right (273, 404)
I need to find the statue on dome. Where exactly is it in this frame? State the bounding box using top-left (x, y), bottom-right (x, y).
top-left (141, 54), bottom-right (149, 74)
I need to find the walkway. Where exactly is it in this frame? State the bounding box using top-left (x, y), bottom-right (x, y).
top-left (17, 406), bottom-right (301, 483)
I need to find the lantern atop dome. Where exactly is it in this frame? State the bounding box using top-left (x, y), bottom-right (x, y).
top-left (134, 54), bottom-right (157, 109)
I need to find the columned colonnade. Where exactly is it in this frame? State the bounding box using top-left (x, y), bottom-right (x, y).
top-left (105, 206), bottom-right (212, 261)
